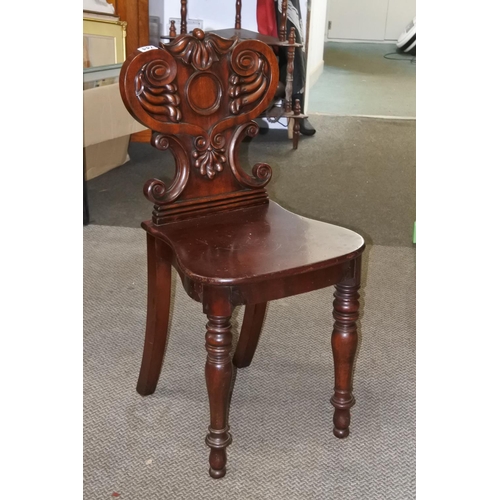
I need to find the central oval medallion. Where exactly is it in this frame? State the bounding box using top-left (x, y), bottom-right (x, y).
top-left (186, 72), bottom-right (222, 115)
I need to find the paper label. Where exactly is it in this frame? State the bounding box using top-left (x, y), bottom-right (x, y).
top-left (138, 45), bottom-right (158, 52)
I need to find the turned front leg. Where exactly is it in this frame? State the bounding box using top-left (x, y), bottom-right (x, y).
top-left (331, 265), bottom-right (361, 438)
top-left (205, 314), bottom-right (233, 478)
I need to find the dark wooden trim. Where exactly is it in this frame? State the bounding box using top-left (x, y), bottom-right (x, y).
top-left (130, 129), bottom-right (152, 143)
top-left (114, 0), bottom-right (149, 56)
top-left (114, 0), bottom-right (150, 143)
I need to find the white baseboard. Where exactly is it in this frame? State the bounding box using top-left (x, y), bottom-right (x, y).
top-left (307, 60), bottom-right (325, 89)
top-left (324, 38), bottom-right (397, 44)
top-left (304, 60), bottom-right (325, 113)
top-left (308, 112), bottom-right (416, 120)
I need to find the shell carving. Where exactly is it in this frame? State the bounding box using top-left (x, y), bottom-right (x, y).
top-left (162, 29), bottom-right (237, 71)
top-left (192, 134), bottom-right (227, 179)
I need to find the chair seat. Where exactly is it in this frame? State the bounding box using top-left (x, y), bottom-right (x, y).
top-left (143, 201), bottom-right (364, 286)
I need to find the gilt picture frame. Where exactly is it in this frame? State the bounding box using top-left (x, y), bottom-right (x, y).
top-left (83, 17), bottom-right (127, 69)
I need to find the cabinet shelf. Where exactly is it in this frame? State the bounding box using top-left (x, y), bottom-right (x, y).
top-left (207, 28), bottom-right (302, 48)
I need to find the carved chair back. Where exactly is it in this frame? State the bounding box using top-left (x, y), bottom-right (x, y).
top-left (119, 29), bottom-right (279, 225)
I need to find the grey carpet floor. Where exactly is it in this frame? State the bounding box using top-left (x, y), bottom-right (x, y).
top-left (308, 43), bottom-right (416, 117)
top-left (87, 115), bottom-right (415, 248)
top-left (84, 225), bottom-right (415, 499)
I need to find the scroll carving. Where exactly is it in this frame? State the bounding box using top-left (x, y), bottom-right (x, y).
top-left (162, 29), bottom-right (237, 71)
top-left (229, 46), bottom-right (269, 115)
top-left (143, 132), bottom-right (190, 204)
top-left (228, 122), bottom-right (272, 188)
top-left (135, 57), bottom-right (181, 122)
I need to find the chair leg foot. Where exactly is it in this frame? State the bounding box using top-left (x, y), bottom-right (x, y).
top-left (209, 463), bottom-right (227, 479)
top-left (207, 439), bottom-right (231, 478)
top-left (333, 426), bottom-right (350, 439)
top-left (331, 391), bottom-right (354, 439)
top-left (136, 234), bottom-right (172, 396)
top-left (205, 313), bottom-right (233, 478)
top-left (331, 275), bottom-right (360, 438)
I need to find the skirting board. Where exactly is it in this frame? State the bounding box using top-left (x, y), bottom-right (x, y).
top-left (308, 112), bottom-right (416, 120)
top-left (325, 38), bottom-right (397, 44)
top-left (307, 60), bottom-right (325, 90)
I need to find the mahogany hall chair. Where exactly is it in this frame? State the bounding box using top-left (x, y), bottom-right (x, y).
top-left (119, 29), bottom-right (365, 479)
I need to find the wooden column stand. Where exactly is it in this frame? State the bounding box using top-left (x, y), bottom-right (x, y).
top-left (279, 0), bottom-right (289, 42)
top-left (293, 99), bottom-right (301, 149)
top-left (286, 28), bottom-right (296, 140)
top-left (169, 20), bottom-right (177, 38)
top-left (180, 0), bottom-right (188, 34)
top-left (235, 0), bottom-right (242, 29)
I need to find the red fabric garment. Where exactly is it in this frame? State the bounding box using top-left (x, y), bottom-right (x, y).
top-left (256, 0), bottom-right (278, 37)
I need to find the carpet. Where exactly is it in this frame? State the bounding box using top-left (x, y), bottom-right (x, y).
top-left (83, 224), bottom-right (415, 499)
top-left (308, 43), bottom-right (416, 117)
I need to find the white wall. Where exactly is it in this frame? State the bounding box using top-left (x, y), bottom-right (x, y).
top-left (149, 0), bottom-right (164, 19)
top-left (83, 0), bottom-right (115, 14)
top-left (158, 1), bottom-right (309, 43)
top-left (161, 0), bottom-right (258, 37)
top-left (305, 0), bottom-right (327, 108)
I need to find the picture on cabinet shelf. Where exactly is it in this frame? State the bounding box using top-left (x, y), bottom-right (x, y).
top-left (83, 17), bottom-right (126, 68)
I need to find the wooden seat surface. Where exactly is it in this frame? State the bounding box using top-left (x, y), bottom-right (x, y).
top-left (143, 201), bottom-right (364, 285)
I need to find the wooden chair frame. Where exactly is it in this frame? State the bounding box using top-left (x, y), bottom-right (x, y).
top-left (119, 29), bottom-right (365, 478)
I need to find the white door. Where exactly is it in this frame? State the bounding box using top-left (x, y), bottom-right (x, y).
top-left (385, 0), bottom-right (416, 40)
top-left (327, 0), bottom-right (389, 41)
top-left (326, 0), bottom-right (415, 41)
